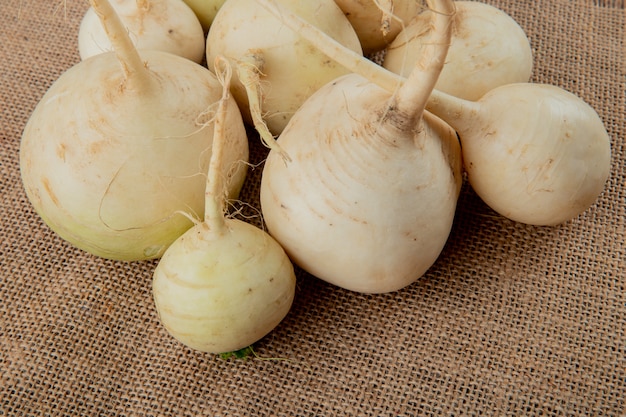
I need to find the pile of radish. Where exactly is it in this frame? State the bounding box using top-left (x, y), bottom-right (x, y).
top-left (20, 0), bottom-right (611, 354)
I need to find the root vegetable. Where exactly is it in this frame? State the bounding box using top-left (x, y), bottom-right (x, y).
top-left (153, 59), bottom-right (296, 354)
top-left (425, 86), bottom-right (611, 226)
top-left (257, 2), bottom-right (611, 226)
top-left (19, 0), bottom-right (249, 261)
top-left (383, 1), bottom-right (533, 101)
top-left (333, 0), bottom-right (422, 54)
top-left (78, 0), bottom-right (205, 63)
top-left (205, 0), bottom-right (363, 143)
top-left (260, 0), bottom-right (462, 293)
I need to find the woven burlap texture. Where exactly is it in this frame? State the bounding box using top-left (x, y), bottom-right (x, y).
top-left (1, 0), bottom-right (624, 416)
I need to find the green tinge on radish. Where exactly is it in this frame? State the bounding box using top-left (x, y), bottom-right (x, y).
top-left (153, 218), bottom-right (296, 353)
top-left (181, 0), bottom-right (227, 31)
top-left (78, 0), bottom-right (206, 63)
top-left (19, 0), bottom-right (249, 261)
top-left (260, 0), bottom-right (461, 293)
top-left (206, 0), bottom-right (363, 138)
top-left (383, 1), bottom-right (533, 101)
top-left (153, 59), bottom-right (296, 354)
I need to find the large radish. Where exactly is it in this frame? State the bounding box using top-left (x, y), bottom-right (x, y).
top-left (259, 0), bottom-right (462, 293)
top-left (20, 0), bottom-right (248, 261)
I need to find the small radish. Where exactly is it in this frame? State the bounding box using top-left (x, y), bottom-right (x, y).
top-left (153, 58), bottom-right (296, 354)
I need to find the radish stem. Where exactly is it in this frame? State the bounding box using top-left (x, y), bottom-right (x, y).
top-left (426, 89), bottom-right (482, 133)
top-left (89, 0), bottom-right (152, 91)
top-left (391, 0), bottom-right (454, 122)
top-left (204, 57), bottom-right (232, 233)
top-left (375, 0), bottom-right (394, 35)
top-left (236, 53), bottom-right (290, 161)
top-left (253, 0), bottom-right (403, 94)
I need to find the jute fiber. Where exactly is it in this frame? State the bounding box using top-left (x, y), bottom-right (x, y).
top-left (1, 0), bottom-right (624, 415)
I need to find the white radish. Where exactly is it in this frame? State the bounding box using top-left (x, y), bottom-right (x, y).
top-left (181, 0), bottom-right (226, 31)
top-left (205, 0), bottom-right (363, 145)
top-left (333, 0), bottom-right (422, 54)
top-left (260, 0), bottom-right (462, 294)
top-left (153, 59), bottom-right (296, 354)
top-left (383, 1), bottom-right (533, 101)
top-left (425, 87), bottom-right (611, 226)
top-left (79, 0), bottom-right (205, 63)
top-left (256, 1), bottom-right (611, 226)
top-left (19, 0), bottom-right (249, 261)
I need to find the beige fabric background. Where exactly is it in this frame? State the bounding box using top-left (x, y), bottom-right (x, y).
top-left (1, 0), bottom-right (625, 415)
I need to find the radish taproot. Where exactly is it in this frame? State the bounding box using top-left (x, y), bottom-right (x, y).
top-left (259, 0), bottom-right (462, 293)
top-left (256, 1), bottom-right (611, 226)
top-left (19, 0), bottom-right (248, 261)
top-left (333, 0), bottom-right (422, 54)
top-left (153, 59), bottom-right (296, 354)
top-left (383, 1), bottom-right (533, 101)
top-left (205, 0), bottom-right (363, 145)
top-left (78, 0), bottom-right (205, 63)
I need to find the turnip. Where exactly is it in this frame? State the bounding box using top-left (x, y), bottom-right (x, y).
top-left (425, 86), bottom-right (611, 226)
top-left (333, 0), bottom-right (422, 54)
top-left (205, 0), bottom-right (363, 146)
top-left (78, 0), bottom-right (205, 63)
top-left (383, 1), bottom-right (533, 101)
top-left (153, 58), bottom-right (296, 354)
top-left (256, 0), bottom-right (611, 226)
top-left (19, 0), bottom-right (249, 261)
top-left (260, 0), bottom-right (462, 294)
top-left (181, 0), bottom-right (226, 31)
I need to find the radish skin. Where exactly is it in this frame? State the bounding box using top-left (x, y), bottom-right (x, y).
top-left (260, 0), bottom-right (461, 293)
top-left (153, 59), bottom-right (296, 354)
top-left (334, 0), bottom-right (422, 54)
top-left (206, 0), bottom-right (363, 139)
top-left (19, 0), bottom-right (248, 261)
top-left (426, 87), bottom-right (611, 225)
top-left (78, 0), bottom-right (205, 63)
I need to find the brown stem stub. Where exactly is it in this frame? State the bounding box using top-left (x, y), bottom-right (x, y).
top-left (391, 0), bottom-right (454, 121)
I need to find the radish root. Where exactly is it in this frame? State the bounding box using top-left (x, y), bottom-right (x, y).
top-left (204, 56), bottom-right (233, 232)
top-left (236, 53), bottom-right (291, 162)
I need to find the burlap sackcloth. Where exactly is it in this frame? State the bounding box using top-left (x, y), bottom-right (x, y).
top-left (1, 0), bottom-right (624, 415)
